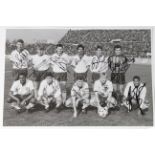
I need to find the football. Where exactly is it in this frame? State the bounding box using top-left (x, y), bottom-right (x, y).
top-left (98, 106), bottom-right (108, 118)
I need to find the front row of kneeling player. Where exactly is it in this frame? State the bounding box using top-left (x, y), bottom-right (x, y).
top-left (7, 72), bottom-right (149, 118)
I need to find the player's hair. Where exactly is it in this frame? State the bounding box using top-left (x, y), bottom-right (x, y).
top-left (77, 44), bottom-right (84, 50)
top-left (19, 72), bottom-right (27, 78)
top-left (45, 72), bottom-right (54, 78)
top-left (40, 47), bottom-right (45, 51)
top-left (56, 44), bottom-right (63, 48)
top-left (40, 46), bottom-right (46, 51)
top-left (133, 75), bottom-right (140, 81)
top-left (76, 76), bottom-right (84, 81)
top-left (17, 39), bottom-right (24, 44)
top-left (100, 72), bottom-right (107, 77)
top-left (114, 45), bottom-right (122, 50)
top-left (96, 45), bottom-right (103, 50)
top-left (36, 44), bottom-right (45, 50)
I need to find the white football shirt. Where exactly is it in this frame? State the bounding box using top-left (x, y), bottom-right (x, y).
top-left (50, 53), bottom-right (70, 73)
top-left (71, 55), bottom-right (91, 73)
top-left (10, 79), bottom-right (34, 95)
top-left (94, 80), bottom-right (113, 97)
top-left (31, 54), bottom-right (50, 71)
top-left (124, 81), bottom-right (147, 101)
top-left (71, 81), bottom-right (89, 98)
top-left (38, 79), bottom-right (61, 98)
top-left (10, 49), bottom-right (30, 69)
top-left (90, 55), bottom-right (108, 73)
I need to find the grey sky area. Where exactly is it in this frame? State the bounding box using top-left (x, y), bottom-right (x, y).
top-left (6, 29), bottom-right (69, 44)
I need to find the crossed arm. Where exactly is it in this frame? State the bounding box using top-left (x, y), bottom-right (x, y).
top-left (9, 90), bottom-right (34, 106)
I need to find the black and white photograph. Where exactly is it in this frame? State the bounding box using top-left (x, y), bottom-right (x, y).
top-left (3, 28), bottom-right (153, 126)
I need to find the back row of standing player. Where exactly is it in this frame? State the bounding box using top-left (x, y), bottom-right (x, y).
top-left (10, 39), bottom-right (130, 95)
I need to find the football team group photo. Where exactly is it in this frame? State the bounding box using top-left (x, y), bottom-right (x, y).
top-left (3, 28), bottom-right (153, 126)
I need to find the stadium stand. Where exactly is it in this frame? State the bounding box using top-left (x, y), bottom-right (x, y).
top-left (6, 29), bottom-right (151, 58)
top-left (59, 29), bottom-right (151, 57)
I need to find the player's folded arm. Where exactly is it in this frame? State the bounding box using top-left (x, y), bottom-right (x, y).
top-left (24, 90), bottom-right (35, 102)
top-left (82, 88), bottom-right (89, 99)
top-left (93, 91), bottom-right (100, 103)
top-left (71, 92), bottom-right (80, 102)
top-left (8, 82), bottom-right (20, 100)
top-left (71, 92), bottom-right (76, 98)
top-left (8, 91), bottom-right (20, 103)
top-left (37, 80), bottom-right (45, 96)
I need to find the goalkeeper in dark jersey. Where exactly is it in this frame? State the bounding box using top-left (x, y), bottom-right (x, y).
top-left (108, 45), bottom-right (134, 103)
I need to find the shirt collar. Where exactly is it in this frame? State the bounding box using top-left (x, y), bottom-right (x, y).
top-left (19, 79), bottom-right (27, 86)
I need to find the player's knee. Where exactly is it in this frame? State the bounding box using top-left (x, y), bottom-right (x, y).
top-left (111, 97), bottom-right (117, 106)
top-left (140, 100), bottom-right (150, 110)
top-left (29, 98), bottom-right (36, 104)
top-left (65, 98), bottom-right (72, 107)
top-left (55, 96), bottom-right (62, 104)
top-left (7, 97), bottom-right (12, 103)
top-left (90, 97), bottom-right (98, 107)
top-left (83, 99), bottom-right (90, 107)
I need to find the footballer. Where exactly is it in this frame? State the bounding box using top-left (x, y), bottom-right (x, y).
top-left (71, 44), bottom-right (91, 82)
top-left (90, 45), bottom-right (108, 83)
top-left (37, 72), bottom-right (62, 112)
top-left (10, 39), bottom-right (31, 81)
top-left (30, 45), bottom-right (50, 98)
top-left (108, 45), bottom-right (131, 102)
top-left (7, 73), bottom-right (36, 113)
top-left (122, 75), bottom-right (149, 115)
top-left (90, 73), bottom-right (117, 118)
top-left (65, 76), bottom-right (90, 118)
top-left (50, 44), bottom-right (70, 104)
